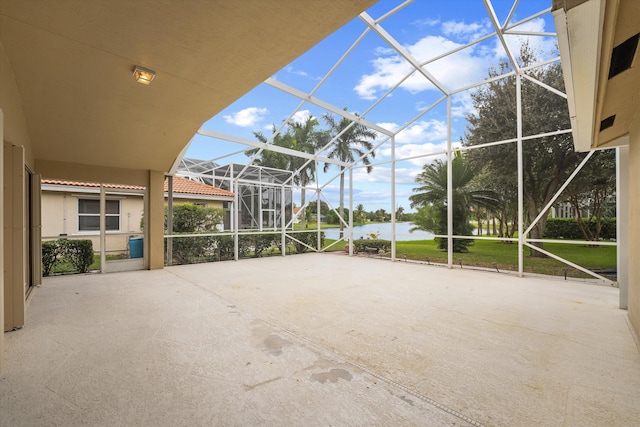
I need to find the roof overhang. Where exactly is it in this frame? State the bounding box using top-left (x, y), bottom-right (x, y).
top-left (553, 0), bottom-right (640, 151)
top-left (0, 1), bottom-right (375, 173)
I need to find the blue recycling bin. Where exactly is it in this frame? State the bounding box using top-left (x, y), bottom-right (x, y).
top-left (129, 237), bottom-right (143, 258)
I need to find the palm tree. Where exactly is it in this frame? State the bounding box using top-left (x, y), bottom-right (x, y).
top-left (322, 109), bottom-right (377, 238)
top-left (288, 116), bottom-right (329, 229)
top-left (355, 203), bottom-right (366, 224)
top-left (248, 125), bottom-right (292, 170)
top-left (409, 152), bottom-right (500, 252)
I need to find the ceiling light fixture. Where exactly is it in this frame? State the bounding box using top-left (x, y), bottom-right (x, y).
top-left (133, 65), bottom-right (156, 85)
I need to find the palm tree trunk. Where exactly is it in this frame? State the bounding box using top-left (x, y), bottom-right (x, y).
top-left (339, 168), bottom-right (345, 239)
top-left (300, 175), bottom-right (307, 230)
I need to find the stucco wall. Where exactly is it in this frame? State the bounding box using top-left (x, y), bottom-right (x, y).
top-left (1, 43), bottom-right (32, 163)
top-left (628, 122), bottom-right (640, 336)
top-left (42, 190), bottom-right (144, 254)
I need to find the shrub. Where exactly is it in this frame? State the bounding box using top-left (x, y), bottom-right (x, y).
top-left (238, 234), bottom-right (254, 258)
top-left (42, 240), bottom-right (60, 276)
top-left (171, 235), bottom-right (215, 265)
top-left (215, 235), bottom-right (235, 261)
top-left (353, 238), bottom-right (390, 254)
top-left (59, 239), bottom-right (94, 273)
top-left (253, 233), bottom-right (278, 257)
top-left (166, 203), bottom-right (225, 264)
top-left (288, 231), bottom-right (324, 253)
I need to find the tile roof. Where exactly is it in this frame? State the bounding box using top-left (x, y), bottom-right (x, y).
top-left (42, 176), bottom-right (234, 198)
top-left (165, 176), bottom-right (234, 198)
top-left (42, 179), bottom-right (145, 190)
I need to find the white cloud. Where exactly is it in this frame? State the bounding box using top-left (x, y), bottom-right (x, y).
top-left (223, 107), bottom-right (269, 127)
top-left (450, 92), bottom-right (475, 119)
top-left (442, 19), bottom-right (490, 41)
top-left (397, 120), bottom-right (447, 144)
top-left (355, 16), bottom-right (557, 102)
top-left (412, 18), bottom-right (440, 29)
top-left (286, 66), bottom-right (309, 77)
top-left (380, 143), bottom-right (447, 166)
top-left (355, 35), bottom-right (492, 99)
top-left (372, 120), bottom-right (449, 165)
top-left (499, 18), bottom-right (557, 63)
top-left (289, 110), bottom-right (312, 125)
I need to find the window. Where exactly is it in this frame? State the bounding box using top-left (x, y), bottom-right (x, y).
top-left (78, 199), bottom-right (120, 231)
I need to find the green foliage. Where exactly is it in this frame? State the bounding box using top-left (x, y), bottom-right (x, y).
top-left (170, 203), bottom-right (224, 233)
top-left (168, 203), bottom-right (225, 264)
top-left (171, 236), bottom-right (215, 265)
top-left (253, 233), bottom-right (278, 257)
top-left (544, 218), bottom-right (616, 240)
top-left (248, 116), bottom-right (329, 230)
top-left (463, 43), bottom-right (581, 255)
top-left (353, 238), bottom-right (390, 253)
top-left (43, 239), bottom-right (94, 275)
top-left (323, 108), bottom-right (377, 237)
top-left (42, 240), bottom-right (60, 276)
top-left (289, 231), bottom-right (324, 253)
top-left (561, 150), bottom-right (616, 241)
top-left (215, 235), bottom-right (235, 261)
top-left (60, 239), bottom-right (94, 273)
top-left (326, 208), bottom-right (350, 225)
top-left (409, 153), bottom-right (498, 252)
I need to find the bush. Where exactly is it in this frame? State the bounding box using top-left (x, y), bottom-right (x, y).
top-left (165, 203), bottom-right (226, 265)
top-left (253, 233), bottom-right (278, 257)
top-left (42, 240), bottom-right (60, 276)
top-left (353, 238), bottom-right (390, 254)
top-left (288, 231), bottom-right (324, 253)
top-left (60, 239), bottom-right (94, 273)
top-left (171, 235), bottom-right (216, 265)
top-left (43, 238), bottom-right (94, 275)
top-left (544, 218), bottom-right (616, 240)
top-left (215, 235), bottom-right (235, 261)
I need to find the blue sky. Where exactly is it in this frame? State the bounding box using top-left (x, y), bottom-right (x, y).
top-left (185, 0), bottom-right (559, 214)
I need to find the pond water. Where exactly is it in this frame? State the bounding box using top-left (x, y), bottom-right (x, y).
top-left (323, 222), bottom-right (434, 241)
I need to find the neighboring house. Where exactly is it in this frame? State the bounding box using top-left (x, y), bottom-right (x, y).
top-left (42, 176), bottom-right (234, 254)
top-left (311, 213), bottom-right (326, 223)
top-left (166, 175), bottom-right (235, 230)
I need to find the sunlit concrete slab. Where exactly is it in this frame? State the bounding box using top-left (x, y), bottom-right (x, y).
top-left (2, 253), bottom-right (639, 426)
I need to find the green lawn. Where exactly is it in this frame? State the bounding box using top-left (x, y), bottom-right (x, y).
top-left (324, 238), bottom-right (616, 279)
top-left (49, 254), bottom-right (125, 275)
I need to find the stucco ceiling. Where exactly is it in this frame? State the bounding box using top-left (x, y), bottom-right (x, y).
top-left (0, 0), bottom-right (375, 172)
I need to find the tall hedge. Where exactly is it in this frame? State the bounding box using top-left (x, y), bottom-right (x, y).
top-left (544, 218), bottom-right (616, 240)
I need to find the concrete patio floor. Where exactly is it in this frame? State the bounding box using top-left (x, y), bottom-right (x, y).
top-left (1, 253), bottom-right (639, 426)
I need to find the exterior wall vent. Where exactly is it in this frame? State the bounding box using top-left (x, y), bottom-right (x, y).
top-left (608, 33), bottom-right (640, 79)
top-left (600, 115), bottom-right (616, 131)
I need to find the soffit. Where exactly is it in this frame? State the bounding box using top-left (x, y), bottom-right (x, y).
top-left (0, 0), bottom-right (374, 172)
top-left (555, 0), bottom-right (640, 150)
top-left (595, 0), bottom-right (640, 148)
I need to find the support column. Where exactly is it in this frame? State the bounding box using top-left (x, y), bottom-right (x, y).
top-left (148, 170), bottom-right (165, 269)
top-left (0, 110), bottom-right (4, 374)
top-left (100, 185), bottom-right (106, 273)
top-left (166, 175), bottom-right (173, 265)
top-left (628, 128), bottom-right (640, 334)
top-left (4, 142), bottom-right (25, 331)
top-left (617, 146), bottom-right (629, 309)
top-left (516, 74), bottom-right (524, 277)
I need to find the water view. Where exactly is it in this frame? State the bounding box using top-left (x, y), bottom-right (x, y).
top-left (323, 222), bottom-right (434, 241)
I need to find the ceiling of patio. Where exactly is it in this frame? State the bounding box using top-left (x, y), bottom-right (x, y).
top-left (0, 0), bottom-right (375, 172)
